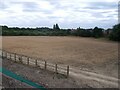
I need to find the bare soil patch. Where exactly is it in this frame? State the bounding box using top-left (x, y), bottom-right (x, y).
top-left (2, 36), bottom-right (118, 77)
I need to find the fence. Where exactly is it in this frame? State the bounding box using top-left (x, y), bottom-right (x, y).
top-left (1, 49), bottom-right (69, 77)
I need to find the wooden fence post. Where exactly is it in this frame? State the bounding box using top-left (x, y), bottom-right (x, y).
top-left (2, 51), bottom-right (3, 58)
top-left (5, 52), bottom-right (7, 58)
top-left (19, 56), bottom-right (20, 62)
top-left (67, 66), bottom-right (69, 77)
top-left (35, 59), bottom-right (37, 66)
top-left (21, 56), bottom-right (23, 63)
top-left (10, 53), bottom-right (11, 60)
top-left (27, 57), bottom-right (29, 65)
top-left (55, 64), bottom-right (58, 74)
top-left (3, 51), bottom-right (5, 57)
top-left (18, 56), bottom-right (22, 63)
top-left (6, 52), bottom-right (9, 59)
top-left (45, 61), bottom-right (47, 70)
top-left (14, 53), bottom-right (16, 62)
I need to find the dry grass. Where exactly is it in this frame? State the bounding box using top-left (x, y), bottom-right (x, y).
top-left (2, 36), bottom-right (118, 67)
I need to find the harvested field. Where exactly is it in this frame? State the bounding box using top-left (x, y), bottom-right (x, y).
top-left (2, 36), bottom-right (118, 77)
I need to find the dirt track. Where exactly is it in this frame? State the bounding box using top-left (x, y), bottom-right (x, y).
top-left (2, 58), bottom-right (119, 88)
top-left (70, 67), bottom-right (118, 87)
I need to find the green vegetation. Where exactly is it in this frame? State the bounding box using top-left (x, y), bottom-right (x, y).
top-left (53, 24), bottom-right (60, 30)
top-left (109, 24), bottom-right (120, 41)
top-left (1, 23), bottom-right (120, 41)
top-left (92, 27), bottom-right (103, 38)
top-left (2, 24), bottom-right (70, 36)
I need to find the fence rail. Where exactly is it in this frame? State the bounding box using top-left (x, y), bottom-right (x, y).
top-left (1, 49), bottom-right (69, 77)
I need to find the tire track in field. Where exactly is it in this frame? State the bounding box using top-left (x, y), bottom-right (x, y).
top-left (69, 67), bottom-right (119, 87)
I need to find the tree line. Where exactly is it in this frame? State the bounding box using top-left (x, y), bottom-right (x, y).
top-left (1, 23), bottom-right (120, 41)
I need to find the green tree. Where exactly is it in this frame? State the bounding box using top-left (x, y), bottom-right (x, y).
top-left (53, 24), bottom-right (60, 30)
top-left (109, 24), bottom-right (120, 41)
top-left (53, 24), bottom-right (56, 30)
top-left (92, 27), bottom-right (103, 38)
top-left (55, 24), bottom-right (60, 30)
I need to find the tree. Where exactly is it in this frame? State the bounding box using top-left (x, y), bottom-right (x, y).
top-left (92, 27), bottom-right (103, 38)
top-left (53, 24), bottom-right (56, 30)
top-left (53, 24), bottom-right (60, 30)
top-left (55, 24), bottom-right (60, 30)
top-left (2, 26), bottom-right (8, 30)
top-left (109, 24), bottom-right (120, 41)
top-left (75, 27), bottom-right (92, 37)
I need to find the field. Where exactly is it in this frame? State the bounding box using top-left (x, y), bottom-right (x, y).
top-left (2, 36), bottom-right (118, 77)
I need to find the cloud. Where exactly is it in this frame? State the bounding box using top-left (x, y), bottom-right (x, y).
top-left (86, 2), bottom-right (117, 9)
top-left (0, 0), bottom-right (118, 29)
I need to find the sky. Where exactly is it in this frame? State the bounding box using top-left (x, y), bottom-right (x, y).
top-left (0, 0), bottom-right (119, 29)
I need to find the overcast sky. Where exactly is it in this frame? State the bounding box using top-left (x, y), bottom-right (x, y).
top-left (0, 0), bottom-right (119, 29)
